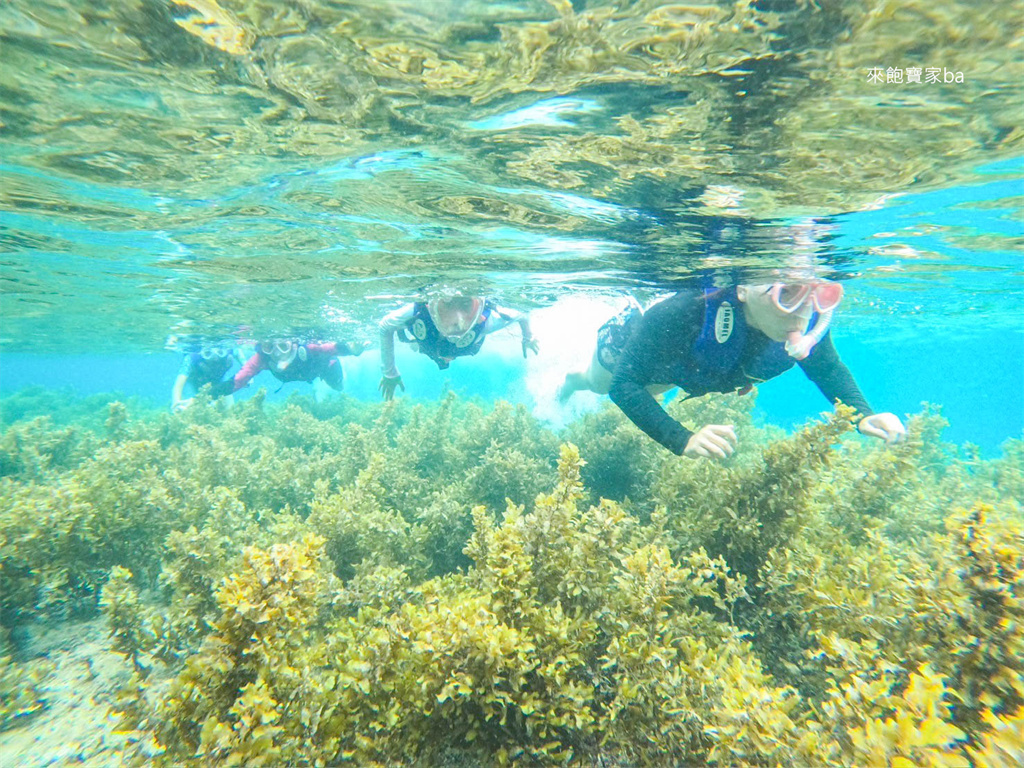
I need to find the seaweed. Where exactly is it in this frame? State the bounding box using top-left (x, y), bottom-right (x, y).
top-left (0, 628), bottom-right (49, 732)
top-left (1, 388), bottom-right (1020, 764)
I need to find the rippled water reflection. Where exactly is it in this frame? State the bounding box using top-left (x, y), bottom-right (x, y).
top-left (1, 0), bottom-right (1021, 351)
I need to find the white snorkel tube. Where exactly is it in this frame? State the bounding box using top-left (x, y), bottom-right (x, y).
top-left (773, 226), bottom-right (843, 361)
top-left (784, 308), bottom-right (834, 361)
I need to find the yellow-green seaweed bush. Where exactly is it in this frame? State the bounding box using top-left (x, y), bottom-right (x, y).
top-left (759, 501), bottom-right (1023, 749)
top-left (967, 705), bottom-right (1024, 767)
top-left (111, 445), bottom-right (803, 766)
top-left (944, 504), bottom-right (1024, 731)
top-left (0, 438), bottom-right (190, 623)
top-left (561, 403), bottom-right (667, 511)
top-left (815, 407), bottom-right (1012, 546)
top-left (305, 465), bottom-right (429, 583)
top-left (985, 437), bottom-right (1024, 504)
top-left (0, 391), bottom-right (565, 624)
top-left (4, 387), bottom-right (1022, 765)
top-left (652, 404), bottom-right (855, 585)
top-left (811, 660), bottom-right (972, 768)
top-left (409, 480), bottom-right (477, 578)
top-left (113, 534), bottom-right (340, 766)
top-left (0, 416), bottom-right (97, 481)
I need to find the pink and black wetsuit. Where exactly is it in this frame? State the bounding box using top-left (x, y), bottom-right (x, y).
top-left (228, 342), bottom-right (358, 393)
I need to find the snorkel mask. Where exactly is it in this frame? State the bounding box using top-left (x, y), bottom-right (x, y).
top-left (765, 282), bottom-right (844, 360)
top-left (260, 339), bottom-right (305, 371)
top-left (200, 346), bottom-right (228, 361)
top-left (427, 297), bottom-right (484, 343)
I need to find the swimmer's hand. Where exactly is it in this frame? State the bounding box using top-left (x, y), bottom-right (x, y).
top-left (522, 337), bottom-right (540, 358)
top-left (858, 413), bottom-right (907, 445)
top-left (172, 398), bottom-right (193, 413)
top-left (379, 374), bottom-right (405, 401)
top-left (683, 424), bottom-right (737, 460)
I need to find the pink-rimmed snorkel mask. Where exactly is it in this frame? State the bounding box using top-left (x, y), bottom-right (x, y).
top-left (765, 281), bottom-right (844, 360)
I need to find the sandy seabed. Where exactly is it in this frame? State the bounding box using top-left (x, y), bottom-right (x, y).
top-left (1, 620), bottom-right (131, 767)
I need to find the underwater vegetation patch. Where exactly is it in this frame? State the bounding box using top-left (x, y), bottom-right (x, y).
top-left (0, 387), bottom-right (1021, 764)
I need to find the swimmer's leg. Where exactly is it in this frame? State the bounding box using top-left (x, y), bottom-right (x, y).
top-left (322, 359), bottom-right (345, 391)
top-left (559, 347), bottom-right (612, 401)
top-left (558, 371), bottom-right (588, 402)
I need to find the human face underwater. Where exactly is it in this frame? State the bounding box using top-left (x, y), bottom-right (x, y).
top-left (428, 297), bottom-right (484, 342)
top-left (738, 282), bottom-right (844, 359)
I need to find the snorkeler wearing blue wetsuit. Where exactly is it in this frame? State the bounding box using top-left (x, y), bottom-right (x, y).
top-left (171, 346), bottom-right (247, 412)
top-left (596, 282), bottom-right (906, 458)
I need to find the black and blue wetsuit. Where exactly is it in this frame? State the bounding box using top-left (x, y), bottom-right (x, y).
top-left (609, 289), bottom-right (873, 455)
top-left (378, 300), bottom-right (528, 380)
top-left (405, 302), bottom-right (492, 370)
top-left (179, 353), bottom-right (237, 395)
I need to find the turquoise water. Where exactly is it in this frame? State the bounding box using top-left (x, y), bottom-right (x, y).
top-left (3, 158), bottom-right (1022, 450)
top-left (3, 3), bottom-right (1024, 765)
top-left (1, 0), bottom-right (1022, 453)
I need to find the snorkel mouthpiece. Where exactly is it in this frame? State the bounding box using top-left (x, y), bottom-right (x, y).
top-left (273, 343), bottom-right (298, 372)
top-left (784, 308), bottom-right (834, 360)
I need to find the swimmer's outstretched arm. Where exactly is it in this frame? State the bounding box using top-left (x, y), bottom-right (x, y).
top-left (487, 306), bottom-right (538, 356)
top-left (378, 304), bottom-right (416, 379)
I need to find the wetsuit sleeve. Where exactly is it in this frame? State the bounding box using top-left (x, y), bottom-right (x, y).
top-left (798, 333), bottom-right (874, 417)
top-left (481, 306), bottom-right (521, 335)
top-left (308, 342), bottom-right (356, 356)
top-left (379, 304), bottom-right (416, 378)
top-left (229, 353), bottom-right (267, 393)
top-left (608, 295), bottom-right (700, 455)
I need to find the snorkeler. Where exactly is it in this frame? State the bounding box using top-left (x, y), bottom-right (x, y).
top-left (377, 296), bottom-right (539, 400)
top-left (218, 338), bottom-right (369, 398)
top-left (563, 281), bottom-right (906, 458)
top-left (171, 345), bottom-right (248, 412)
